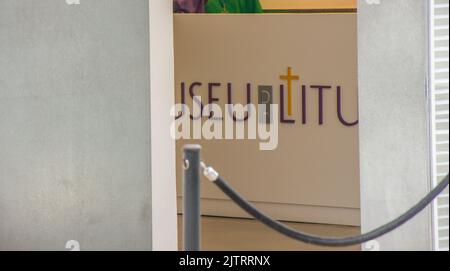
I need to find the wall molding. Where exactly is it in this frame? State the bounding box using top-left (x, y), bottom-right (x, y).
top-left (178, 197), bottom-right (360, 227)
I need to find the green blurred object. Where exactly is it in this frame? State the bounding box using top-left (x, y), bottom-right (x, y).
top-left (205, 0), bottom-right (263, 13)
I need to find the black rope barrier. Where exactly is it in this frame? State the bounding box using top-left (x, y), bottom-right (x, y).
top-left (200, 161), bottom-right (449, 247)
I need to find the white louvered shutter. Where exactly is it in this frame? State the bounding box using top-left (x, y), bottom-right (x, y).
top-left (430, 0), bottom-right (449, 252)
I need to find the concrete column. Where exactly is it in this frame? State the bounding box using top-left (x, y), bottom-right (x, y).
top-left (358, 0), bottom-right (432, 250)
top-left (0, 0), bottom-right (176, 251)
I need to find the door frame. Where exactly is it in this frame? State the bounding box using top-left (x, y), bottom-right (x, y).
top-left (149, 0), bottom-right (178, 251)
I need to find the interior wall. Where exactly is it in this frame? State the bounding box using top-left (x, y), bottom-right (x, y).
top-left (174, 13), bottom-right (360, 226)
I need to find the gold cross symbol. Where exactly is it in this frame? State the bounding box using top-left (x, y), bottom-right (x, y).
top-left (279, 67), bottom-right (299, 116)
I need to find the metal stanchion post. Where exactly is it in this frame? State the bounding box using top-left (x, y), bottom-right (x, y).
top-left (183, 144), bottom-right (201, 251)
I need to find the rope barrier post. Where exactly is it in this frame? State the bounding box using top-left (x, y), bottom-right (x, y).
top-left (183, 144), bottom-right (201, 251)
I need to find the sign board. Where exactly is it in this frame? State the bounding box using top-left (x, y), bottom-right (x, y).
top-left (174, 14), bottom-right (360, 226)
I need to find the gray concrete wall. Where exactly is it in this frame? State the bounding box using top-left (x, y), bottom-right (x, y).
top-left (358, 0), bottom-right (432, 250)
top-left (0, 0), bottom-right (152, 250)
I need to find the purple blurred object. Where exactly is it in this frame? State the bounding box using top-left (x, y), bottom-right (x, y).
top-left (174, 0), bottom-right (205, 13)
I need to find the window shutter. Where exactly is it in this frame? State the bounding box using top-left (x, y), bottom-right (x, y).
top-left (430, 0), bottom-right (449, 252)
